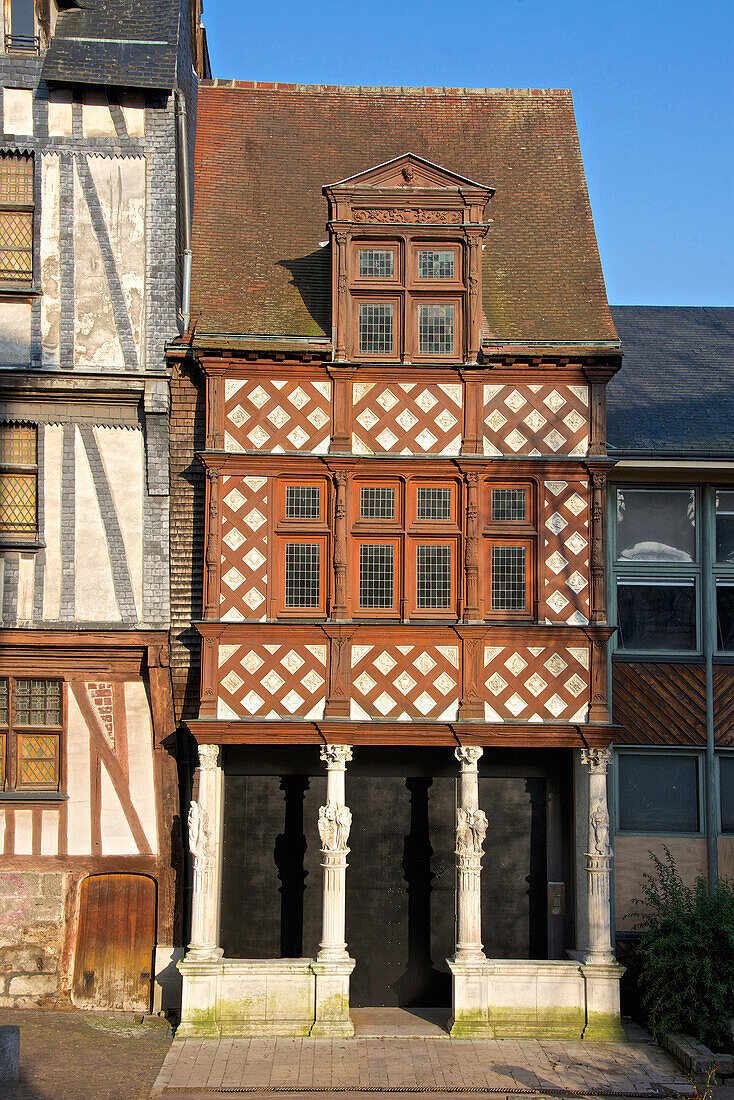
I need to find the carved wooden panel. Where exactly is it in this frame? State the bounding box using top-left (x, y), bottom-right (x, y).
top-left (350, 642), bottom-right (460, 720)
top-left (217, 641), bottom-right (328, 720)
top-left (483, 644), bottom-right (590, 722)
top-left (352, 381), bottom-right (462, 455)
top-left (541, 479), bottom-right (589, 625)
top-left (482, 384), bottom-right (589, 457)
top-left (612, 662), bottom-right (706, 745)
top-left (223, 378), bottom-right (331, 454)
top-left (715, 666), bottom-right (734, 746)
top-left (220, 475), bottom-right (269, 621)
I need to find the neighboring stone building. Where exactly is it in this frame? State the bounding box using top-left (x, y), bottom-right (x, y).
top-left (0, 0), bottom-right (208, 1012)
top-left (605, 307), bottom-right (734, 935)
top-left (169, 82), bottom-right (626, 1038)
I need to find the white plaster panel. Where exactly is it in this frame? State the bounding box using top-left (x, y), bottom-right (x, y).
top-left (94, 426), bottom-right (143, 620)
top-left (16, 552), bottom-right (35, 623)
top-left (40, 810), bottom-right (58, 856)
top-left (41, 154), bottom-right (61, 367)
top-left (120, 94), bottom-right (145, 137)
top-left (99, 765), bottom-right (136, 855)
top-left (87, 156), bottom-right (146, 366)
top-left (42, 424), bottom-right (62, 620)
top-left (0, 300), bottom-right (31, 366)
top-left (47, 89), bottom-right (72, 137)
top-left (13, 809), bottom-right (33, 854)
top-left (124, 681), bottom-right (158, 855)
top-left (73, 159), bottom-right (123, 369)
top-left (3, 88), bottom-right (33, 135)
top-left (74, 427), bottom-right (119, 621)
top-left (81, 90), bottom-right (116, 136)
top-left (66, 688), bottom-right (92, 855)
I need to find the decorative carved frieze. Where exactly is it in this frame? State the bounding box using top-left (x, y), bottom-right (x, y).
top-left (352, 208), bottom-right (463, 224)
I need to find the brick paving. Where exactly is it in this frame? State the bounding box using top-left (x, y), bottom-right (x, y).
top-left (152, 1033), bottom-right (693, 1098)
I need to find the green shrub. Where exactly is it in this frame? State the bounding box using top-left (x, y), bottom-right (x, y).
top-left (632, 847), bottom-right (734, 1051)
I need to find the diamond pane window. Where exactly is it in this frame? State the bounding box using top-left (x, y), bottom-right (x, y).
top-left (417, 486), bottom-right (451, 521)
top-left (492, 488), bottom-right (527, 522)
top-left (359, 544), bottom-right (394, 609)
top-left (18, 733), bottom-right (58, 787)
top-left (285, 485), bottom-right (320, 520)
top-left (0, 210), bottom-right (32, 280)
top-left (491, 545), bottom-right (526, 611)
top-left (358, 303), bottom-right (393, 354)
top-left (418, 304), bottom-right (454, 354)
top-left (360, 487), bottom-right (395, 520)
top-left (0, 472), bottom-right (36, 535)
top-left (359, 249), bottom-right (394, 278)
top-left (284, 543), bottom-right (320, 608)
top-left (418, 250), bottom-right (455, 279)
top-left (0, 678), bottom-right (8, 726)
top-left (0, 424), bottom-right (36, 465)
top-left (416, 545), bottom-right (451, 609)
top-left (16, 679), bottom-right (61, 726)
top-left (0, 154), bottom-right (33, 204)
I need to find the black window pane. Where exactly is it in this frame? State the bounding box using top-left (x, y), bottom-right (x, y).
top-left (416, 545), bottom-right (451, 609)
top-left (284, 543), bottom-right (320, 608)
top-left (10, 0), bottom-right (35, 40)
top-left (359, 544), bottom-right (394, 609)
top-left (720, 758), bottom-right (734, 833)
top-left (616, 489), bottom-right (696, 562)
top-left (618, 754), bottom-right (699, 832)
top-left (717, 586), bottom-right (734, 651)
top-left (716, 491), bottom-right (734, 563)
top-left (617, 583), bottom-right (696, 650)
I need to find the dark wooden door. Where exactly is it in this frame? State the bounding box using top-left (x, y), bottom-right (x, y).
top-left (73, 874), bottom-right (156, 1011)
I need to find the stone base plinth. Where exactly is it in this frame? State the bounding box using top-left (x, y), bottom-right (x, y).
top-left (177, 954), bottom-right (356, 1038)
top-left (448, 958), bottom-right (624, 1040)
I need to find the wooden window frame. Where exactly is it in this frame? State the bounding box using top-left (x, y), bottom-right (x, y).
top-left (4, 0), bottom-right (38, 52)
top-left (407, 536), bottom-right (458, 619)
top-left (407, 241), bottom-right (464, 289)
top-left (0, 421), bottom-right (38, 547)
top-left (483, 537), bottom-right (535, 620)
top-left (481, 481), bottom-right (537, 620)
top-left (351, 478), bottom-right (403, 532)
top-left (352, 240), bottom-right (401, 287)
top-left (0, 675), bottom-right (63, 793)
top-left (275, 476), bottom-right (329, 529)
top-left (408, 479), bottom-right (460, 530)
top-left (274, 534), bottom-right (328, 618)
top-left (351, 294), bottom-right (402, 361)
top-left (410, 295), bottom-right (463, 362)
top-left (351, 536), bottom-right (402, 618)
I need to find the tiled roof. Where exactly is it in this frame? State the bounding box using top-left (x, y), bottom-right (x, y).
top-left (42, 0), bottom-right (180, 90)
top-left (608, 306), bottom-right (734, 456)
top-left (191, 82), bottom-right (617, 344)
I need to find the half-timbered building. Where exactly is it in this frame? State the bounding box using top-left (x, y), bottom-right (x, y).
top-left (0, 0), bottom-right (208, 1013)
top-left (170, 82), bottom-right (625, 1038)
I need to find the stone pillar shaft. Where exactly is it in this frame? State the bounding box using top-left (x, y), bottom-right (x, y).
top-left (317, 744), bottom-right (352, 962)
top-left (582, 747), bottom-right (615, 962)
top-left (187, 743), bottom-right (224, 961)
top-left (454, 746), bottom-right (487, 962)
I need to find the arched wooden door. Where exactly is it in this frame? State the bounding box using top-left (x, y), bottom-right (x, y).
top-left (73, 874), bottom-right (156, 1011)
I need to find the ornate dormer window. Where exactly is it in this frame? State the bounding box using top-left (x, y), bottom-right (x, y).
top-left (324, 154), bottom-right (493, 365)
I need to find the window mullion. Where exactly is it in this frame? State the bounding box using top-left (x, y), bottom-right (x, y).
top-left (7, 677), bottom-right (17, 790)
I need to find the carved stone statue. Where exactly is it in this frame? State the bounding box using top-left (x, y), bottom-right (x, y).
top-left (456, 807), bottom-right (488, 857)
top-left (318, 802), bottom-right (352, 852)
top-left (188, 799), bottom-right (212, 860)
top-left (589, 798), bottom-right (611, 857)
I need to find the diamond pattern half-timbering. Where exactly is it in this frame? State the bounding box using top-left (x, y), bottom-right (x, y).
top-left (482, 384), bottom-right (589, 457)
top-left (224, 378), bottom-right (332, 453)
top-left (217, 642), bottom-right (328, 720)
top-left (483, 644), bottom-right (590, 722)
top-left (350, 643), bottom-right (460, 720)
top-left (220, 475), bottom-right (269, 621)
top-left (542, 479), bottom-right (590, 625)
top-left (352, 382), bottom-right (462, 455)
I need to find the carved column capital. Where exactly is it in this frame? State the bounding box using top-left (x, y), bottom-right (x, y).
top-left (591, 470), bottom-right (606, 491)
top-left (581, 746), bottom-right (612, 774)
top-left (320, 743), bottom-right (353, 768)
top-left (197, 743), bottom-right (220, 770)
top-left (455, 745), bottom-right (483, 769)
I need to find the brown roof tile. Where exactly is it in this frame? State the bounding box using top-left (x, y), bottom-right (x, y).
top-left (191, 82), bottom-right (617, 345)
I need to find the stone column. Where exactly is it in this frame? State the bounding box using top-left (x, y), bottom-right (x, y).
top-left (454, 746), bottom-right (487, 961)
top-left (582, 747), bottom-right (614, 962)
top-left (311, 743), bottom-right (355, 1037)
top-left (187, 743), bottom-right (224, 961)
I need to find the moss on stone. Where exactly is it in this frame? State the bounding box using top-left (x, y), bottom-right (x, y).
top-left (582, 1013), bottom-right (627, 1042)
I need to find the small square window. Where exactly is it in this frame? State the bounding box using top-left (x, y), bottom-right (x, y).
top-left (284, 543), bottom-right (320, 609)
top-left (417, 250), bottom-right (455, 279)
top-left (418, 303), bottom-right (454, 355)
top-left (416, 545), bottom-right (451, 609)
top-left (358, 249), bottom-right (394, 278)
top-left (616, 489), bottom-right (696, 562)
top-left (360, 487), bottom-right (395, 520)
top-left (492, 488), bottom-right (526, 522)
top-left (16, 679), bottom-right (61, 726)
top-left (358, 303), bottom-right (393, 354)
top-left (417, 486), bottom-right (451, 521)
top-left (491, 545), bottom-right (526, 611)
top-left (618, 754), bottom-right (699, 833)
top-left (285, 485), bottom-right (320, 520)
top-left (359, 544), bottom-right (394, 609)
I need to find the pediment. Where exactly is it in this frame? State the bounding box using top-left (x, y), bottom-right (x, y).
top-left (326, 153), bottom-right (492, 194)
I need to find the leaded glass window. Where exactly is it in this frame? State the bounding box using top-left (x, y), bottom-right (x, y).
top-left (359, 544), bottom-right (394, 609)
top-left (0, 153), bottom-right (33, 281)
top-left (1, 677), bottom-right (62, 791)
top-left (358, 303), bottom-right (393, 354)
top-left (491, 545), bottom-right (526, 611)
top-left (417, 486), bottom-right (451, 521)
top-left (0, 423), bottom-right (37, 539)
top-left (417, 250), bottom-right (455, 279)
top-left (284, 543), bottom-right (320, 608)
top-left (418, 303), bottom-right (454, 354)
top-left (358, 249), bottom-right (394, 278)
top-left (285, 485), bottom-right (320, 520)
top-left (492, 488), bottom-right (526, 522)
top-left (416, 545), bottom-right (451, 609)
top-left (360, 487), bottom-right (395, 520)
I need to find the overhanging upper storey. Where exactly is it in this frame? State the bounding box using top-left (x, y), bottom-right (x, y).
top-left (324, 154), bottom-right (494, 365)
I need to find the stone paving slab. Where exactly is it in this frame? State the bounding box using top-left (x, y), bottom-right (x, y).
top-left (151, 1036), bottom-right (694, 1097)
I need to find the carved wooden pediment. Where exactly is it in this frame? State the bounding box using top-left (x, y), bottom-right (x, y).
top-left (326, 152), bottom-right (492, 193)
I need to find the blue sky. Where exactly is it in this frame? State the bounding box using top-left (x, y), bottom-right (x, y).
top-left (201, 0), bottom-right (733, 306)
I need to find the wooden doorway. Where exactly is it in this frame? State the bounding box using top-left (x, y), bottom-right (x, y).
top-left (73, 873), bottom-right (156, 1011)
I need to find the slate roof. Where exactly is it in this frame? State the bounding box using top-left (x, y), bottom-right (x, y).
top-left (191, 82), bottom-right (618, 345)
top-left (42, 0), bottom-right (180, 90)
top-left (608, 307), bottom-right (734, 456)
